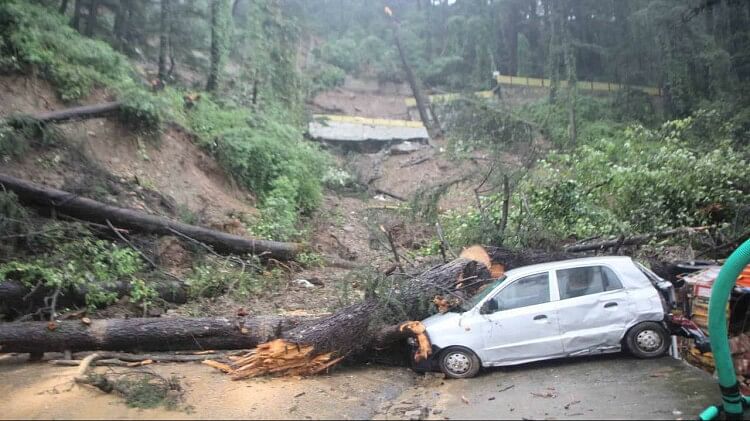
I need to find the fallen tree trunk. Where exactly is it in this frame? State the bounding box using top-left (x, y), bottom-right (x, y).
top-left (564, 226), bottom-right (714, 253)
top-left (8, 102), bottom-right (122, 125)
top-left (0, 315), bottom-right (306, 354)
top-left (0, 173), bottom-right (301, 260)
top-left (227, 255), bottom-right (494, 379)
top-left (0, 279), bottom-right (187, 320)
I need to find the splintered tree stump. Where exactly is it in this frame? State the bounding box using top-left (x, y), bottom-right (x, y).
top-left (220, 249), bottom-right (496, 379)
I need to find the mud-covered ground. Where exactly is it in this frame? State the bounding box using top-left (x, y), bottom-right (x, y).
top-left (0, 353), bottom-right (718, 420)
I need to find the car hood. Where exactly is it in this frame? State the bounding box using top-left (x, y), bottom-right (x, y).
top-left (421, 311), bottom-right (463, 331)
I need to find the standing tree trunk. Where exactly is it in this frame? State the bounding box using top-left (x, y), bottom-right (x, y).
top-left (504, 1), bottom-right (520, 76)
top-left (59, 0), bottom-right (69, 15)
top-left (387, 11), bottom-right (435, 140)
top-left (84, 0), bottom-right (98, 37)
top-left (547, 0), bottom-right (563, 104)
top-left (562, 1), bottom-right (577, 147)
top-left (206, 0), bottom-right (230, 92)
top-left (158, 0), bottom-right (171, 82)
top-left (71, 0), bottom-right (83, 32)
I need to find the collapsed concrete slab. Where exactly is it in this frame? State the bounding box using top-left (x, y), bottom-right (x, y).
top-left (308, 115), bottom-right (429, 153)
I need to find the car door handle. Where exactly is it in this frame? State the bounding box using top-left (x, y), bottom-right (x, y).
top-left (533, 315), bottom-right (547, 321)
top-left (604, 302), bottom-right (618, 308)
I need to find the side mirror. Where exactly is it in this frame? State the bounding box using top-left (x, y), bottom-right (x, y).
top-left (481, 299), bottom-right (499, 314)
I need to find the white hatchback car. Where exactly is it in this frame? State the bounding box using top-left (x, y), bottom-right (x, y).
top-left (416, 256), bottom-right (680, 378)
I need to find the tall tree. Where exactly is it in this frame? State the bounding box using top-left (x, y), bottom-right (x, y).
top-left (158, 0), bottom-right (171, 82)
top-left (385, 6), bottom-right (436, 140)
top-left (562, 1), bottom-right (577, 146)
top-left (71, 0), bottom-right (83, 32)
top-left (59, 0), bottom-right (69, 15)
top-left (84, 0), bottom-right (98, 37)
top-left (207, 0), bottom-right (231, 92)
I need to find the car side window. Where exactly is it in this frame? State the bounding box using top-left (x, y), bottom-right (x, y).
top-left (488, 272), bottom-right (550, 312)
top-left (557, 266), bottom-right (623, 300)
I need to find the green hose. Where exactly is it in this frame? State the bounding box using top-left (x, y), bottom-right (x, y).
top-left (701, 239), bottom-right (750, 420)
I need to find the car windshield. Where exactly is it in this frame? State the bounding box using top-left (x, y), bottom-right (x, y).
top-left (462, 276), bottom-right (507, 311)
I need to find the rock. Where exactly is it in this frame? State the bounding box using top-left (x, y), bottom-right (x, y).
top-left (343, 225), bottom-right (355, 232)
top-left (293, 279), bottom-right (316, 289)
top-left (307, 277), bottom-right (324, 286)
top-left (391, 141), bottom-right (421, 155)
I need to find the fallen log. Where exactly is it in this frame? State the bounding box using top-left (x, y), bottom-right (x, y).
top-left (0, 315), bottom-right (306, 354)
top-left (0, 173), bottom-right (301, 260)
top-left (564, 226), bottom-right (714, 253)
top-left (0, 279), bottom-right (187, 320)
top-left (5, 102), bottom-right (122, 125)
top-left (226, 252), bottom-right (494, 379)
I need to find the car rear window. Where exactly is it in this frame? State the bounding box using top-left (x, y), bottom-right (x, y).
top-left (557, 266), bottom-right (623, 299)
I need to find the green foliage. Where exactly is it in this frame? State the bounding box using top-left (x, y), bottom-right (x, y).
top-left (212, 120), bottom-right (329, 240)
top-left (443, 99), bottom-right (534, 156)
top-left (317, 38), bottom-right (359, 73)
top-left (0, 227), bottom-right (146, 309)
top-left (297, 252), bottom-right (324, 268)
top-left (0, 1), bottom-right (132, 101)
top-left (518, 116), bottom-right (749, 243)
top-left (308, 62), bottom-right (346, 95)
top-left (185, 257), bottom-right (277, 299)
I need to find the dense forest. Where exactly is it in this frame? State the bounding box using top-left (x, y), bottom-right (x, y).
top-left (0, 0), bottom-right (748, 403)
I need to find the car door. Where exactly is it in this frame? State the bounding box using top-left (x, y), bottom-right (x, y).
top-left (554, 265), bottom-right (635, 355)
top-left (477, 271), bottom-right (565, 365)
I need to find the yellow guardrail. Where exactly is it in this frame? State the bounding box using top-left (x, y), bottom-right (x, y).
top-left (312, 114), bottom-right (425, 129)
top-left (404, 74), bottom-right (661, 106)
top-left (494, 74), bottom-right (661, 96)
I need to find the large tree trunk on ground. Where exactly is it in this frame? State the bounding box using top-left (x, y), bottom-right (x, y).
top-left (227, 256), bottom-right (494, 379)
top-left (8, 102), bottom-right (122, 125)
top-left (0, 174), bottom-right (302, 260)
top-left (0, 278), bottom-right (187, 320)
top-left (0, 316), bottom-right (305, 354)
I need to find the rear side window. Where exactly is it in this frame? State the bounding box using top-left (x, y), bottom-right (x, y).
top-left (557, 266), bottom-right (623, 300)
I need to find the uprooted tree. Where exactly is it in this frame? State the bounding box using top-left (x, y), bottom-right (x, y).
top-left (0, 245), bottom-right (577, 377)
top-left (212, 245), bottom-right (576, 379)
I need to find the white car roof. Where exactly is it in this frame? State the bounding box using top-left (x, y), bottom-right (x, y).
top-left (503, 256), bottom-right (637, 279)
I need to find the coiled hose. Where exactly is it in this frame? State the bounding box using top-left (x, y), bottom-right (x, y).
top-left (699, 239), bottom-right (750, 420)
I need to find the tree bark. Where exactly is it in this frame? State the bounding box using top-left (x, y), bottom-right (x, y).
top-left (84, 0), bottom-right (98, 37)
top-left (0, 174), bottom-right (302, 260)
top-left (228, 256), bottom-right (494, 378)
top-left (0, 316), bottom-right (306, 354)
top-left (158, 0), bottom-right (171, 81)
top-left (10, 102), bottom-right (122, 125)
top-left (71, 0), bottom-right (83, 31)
top-left (206, 0), bottom-right (230, 92)
top-left (563, 226), bottom-right (714, 253)
top-left (392, 24), bottom-right (435, 140)
top-left (0, 278), bottom-right (187, 320)
top-left (59, 0), bottom-right (70, 15)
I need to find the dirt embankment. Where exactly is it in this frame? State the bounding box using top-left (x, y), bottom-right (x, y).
top-left (0, 75), bottom-right (257, 229)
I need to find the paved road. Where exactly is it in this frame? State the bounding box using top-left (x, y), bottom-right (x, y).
top-left (380, 354), bottom-right (719, 420)
top-left (0, 353), bottom-right (719, 419)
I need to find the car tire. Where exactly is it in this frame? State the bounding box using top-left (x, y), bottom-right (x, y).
top-left (625, 322), bottom-right (669, 358)
top-left (439, 347), bottom-right (481, 379)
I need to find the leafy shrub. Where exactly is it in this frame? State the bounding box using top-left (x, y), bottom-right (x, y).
top-left (318, 38), bottom-right (359, 73)
top-left (186, 257), bottom-right (276, 299)
top-left (0, 1), bottom-right (132, 101)
top-left (308, 62), bottom-right (346, 95)
top-left (0, 228), bottom-right (146, 309)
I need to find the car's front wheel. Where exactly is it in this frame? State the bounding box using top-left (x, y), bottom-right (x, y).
top-left (439, 347), bottom-right (481, 379)
top-left (625, 321), bottom-right (669, 358)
